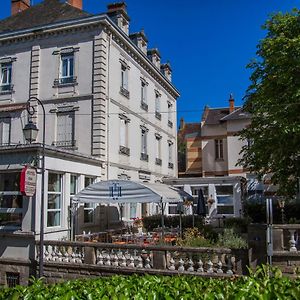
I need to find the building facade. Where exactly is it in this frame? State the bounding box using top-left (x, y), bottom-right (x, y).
top-left (0, 0), bottom-right (179, 240)
top-left (178, 95), bottom-right (251, 178)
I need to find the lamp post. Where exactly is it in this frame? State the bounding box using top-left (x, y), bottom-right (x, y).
top-left (23, 96), bottom-right (45, 278)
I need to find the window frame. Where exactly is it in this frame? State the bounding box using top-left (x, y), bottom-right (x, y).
top-left (0, 62), bottom-right (12, 92)
top-left (47, 173), bottom-right (63, 228)
top-left (0, 117), bottom-right (11, 146)
top-left (59, 53), bottom-right (75, 84)
top-left (215, 139), bottom-right (224, 160)
top-left (0, 171), bottom-right (23, 230)
top-left (83, 176), bottom-right (95, 224)
top-left (55, 111), bottom-right (75, 148)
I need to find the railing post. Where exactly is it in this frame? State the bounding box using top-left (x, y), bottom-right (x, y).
top-left (84, 246), bottom-right (96, 264)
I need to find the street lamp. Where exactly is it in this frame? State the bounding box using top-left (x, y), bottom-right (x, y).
top-left (23, 97), bottom-right (46, 278)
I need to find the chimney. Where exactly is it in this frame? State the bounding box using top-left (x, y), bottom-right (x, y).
top-left (107, 2), bottom-right (130, 35)
top-left (129, 30), bottom-right (148, 54)
top-left (68, 0), bottom-right (82, 10)
top-left (147, 48), bottom-right (161, 69)
top-left (229, 93), bottom-right (235, 113)
top-left (11, 0), bottom-right (30, 16)
top-left (179, 117), bottom-right (185, 130)
top-left (160, 62), bottom-right (172, 82)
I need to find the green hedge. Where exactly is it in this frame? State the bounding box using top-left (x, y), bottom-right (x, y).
top-left (1, 267), bottom-right (300, 299)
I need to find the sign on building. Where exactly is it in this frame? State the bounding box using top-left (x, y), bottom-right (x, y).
top-left (20, 166), bottom-right (37, 197)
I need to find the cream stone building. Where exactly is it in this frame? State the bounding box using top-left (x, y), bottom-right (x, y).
top-left (0, 0), bottom-right (179, 241)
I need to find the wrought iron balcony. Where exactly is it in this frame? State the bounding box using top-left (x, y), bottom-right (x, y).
top-left (119, 145), bottom-right (130, 156)
top-left (0, 84), bottom-right (13, 93)
top-left (155, 158), bottom-right (162, 166)
top-left (168, 120), bottom-right (173, 128)
top-left (52, 140), bottom-right (76, 148)
top-left (120, 86), bottom-right (130, 98)
top-left (155, 111), bottom-right (161, 120)
top-left (54, 76), bottom-right (77, 86)
top-left (140, 152), bottom-right (149, 162)
top-left (141, 101), bottom-right (148, 111)
top-left (168, 162), bottom-right (174, 169)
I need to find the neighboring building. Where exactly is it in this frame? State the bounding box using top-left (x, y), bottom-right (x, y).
top-left (178, 94), bottom-right (251, 178)
top-left (0, 0), bottom-right (179, 241)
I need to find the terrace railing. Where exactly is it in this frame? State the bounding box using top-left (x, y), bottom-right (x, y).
top-left (36, 240), bottom-right (247, 277)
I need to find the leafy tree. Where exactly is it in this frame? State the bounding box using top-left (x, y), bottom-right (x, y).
top-left (239, 9), bottom-right (300, 196)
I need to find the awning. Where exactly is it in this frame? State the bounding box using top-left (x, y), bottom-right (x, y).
top-left (73, 180), bottom-right (193, 204)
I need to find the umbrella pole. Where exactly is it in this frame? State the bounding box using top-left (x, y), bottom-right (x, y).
top-left (192, 204), bottom-right (195, 228)
top-left (179, 210), bottom-right (182, 238)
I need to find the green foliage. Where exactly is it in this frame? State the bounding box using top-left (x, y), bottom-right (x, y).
top-left (244, 199), bottom-right (300, 223)
top-left (1, 266), bottom-right (300, 299)
top-left (224, 217), bottom-right (251, 233)
top-left (218, 228), bottom-right (248, 249)
top-left (238, 9), bottom-right (300, 197)
top-left (176, 228), bottom-right (213, 248)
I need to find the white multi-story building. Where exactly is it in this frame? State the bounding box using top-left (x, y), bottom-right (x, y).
top-left (0, 0), bottom-right (179, 240)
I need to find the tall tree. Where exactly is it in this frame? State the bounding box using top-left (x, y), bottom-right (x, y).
top-left (239, 9), bottom-right (300, 197)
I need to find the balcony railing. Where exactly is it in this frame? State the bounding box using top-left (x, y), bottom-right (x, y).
top-left (52, 140), bottom-right (76, 148)
top-left (36, 240), bottom-right (244, 276)
top-left (0, 84), bottom-right (13, 93)
top-left (168, 120), bottom-right (173, 128)
top-left (120, 87), bottom-right (130, 98)
top-left (141, 101), bottom-right (148, 111)
top-left (155, 158), bottom-right (162, 166)
top-left (54, 76), bottom-right (77, 86)
top-left (155, 111), bottom-right (161, 120)
top-left (168, 162), bottom-right (174, 169)
top-left (119, 146), bottom-right (130, 156)
top-left (140, 152), bottom-right (149, 162)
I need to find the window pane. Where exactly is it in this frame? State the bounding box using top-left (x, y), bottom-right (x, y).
top-left (216, 186), bottom-right (233, 195)
top-left (69, 57), bottom-right (74, 77)
top-left (85, 177), bottom-right (94, 188)
top-left (0, 173), bottom-right (20, 191)
top-left (84, 209), bottom-right (93, 223)
top-left (48, 173), bottom-right (61, 192)
top-left (47, 211), bottom-right (61, 227)
top-left (0, 195), bottom-right (23, 209)
top-left (217, 195), bottom-right (233, 205)
top-left (130, 203), bottom-right (137, 219)
top-left (217, 206), bottom-right (234, 215)
top-left (70, 175), bottom-right (77, 195)
top-left (48, 194), bottom-right (61, 209)
top-left (0, 213), bottom-right (22, 227)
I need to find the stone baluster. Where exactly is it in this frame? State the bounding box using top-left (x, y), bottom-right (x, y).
top-left (105, 252), bottom-right (112, 266)
top-left (207, 260), bottom-right (214, 273)
top-left (52, 246), bottom-right (59, 261)
top-left (289, 230), bottom-right (297, 252)
top-left (226, 255), bottom-right (233, 275)
top-left (168, 256), bottom-right (176, 271)
top-left (128, 253), bottom-right (135, 268)
top-left (70, 247), bottom-right (77, 263)
top-left (44, 245), bottom-right (49, 261)
top-left (187, 258), bottom-right (194, 272)
top-left (145, 255), bottom-right (151, 269)
top-left (217, 256), bottom-right (223, 274)
top-left (112, 251), bottom-right (119, 267)
top-left (97, 250), bottom-right (104, 265)
top-left (178, 258), bottom-right (185, 272)
top-left (197, 259), bottom-right (204, 273)
top-left (137, 255), bottom-right (143, 268)
top-left (62, 246), bottom-right (69, 263)
top-left (120, 252), bottom-right (127, 267)
top-left (76, 247), bottom-right (83, 263)
top-left (57, 247), bottom-right (63, 262)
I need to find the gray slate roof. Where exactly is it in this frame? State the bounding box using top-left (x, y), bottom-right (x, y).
top-left (0, 0), bottom-right (91, 34)
top-left (220, 107), bottom-right (251, 121)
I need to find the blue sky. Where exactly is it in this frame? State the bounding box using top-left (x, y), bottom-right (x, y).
top-left (1, 0), bottom-right (299, 123)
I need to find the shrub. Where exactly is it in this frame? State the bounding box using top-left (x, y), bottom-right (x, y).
top-left (176, 228), bottom-right (213, 248)
top-left (217, 228), bottom-right (248, 249)
top-left (224, 217), bottom-right (250, 233)
top-left (1, 267), bottom-right (300, 300)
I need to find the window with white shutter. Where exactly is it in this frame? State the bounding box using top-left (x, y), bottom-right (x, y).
top-left (55, 112), bottom-right (75, 148)
top-left (0, 63), bottom-right (12, 91)
top-left (0, 117), bottom-right (11, 145)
